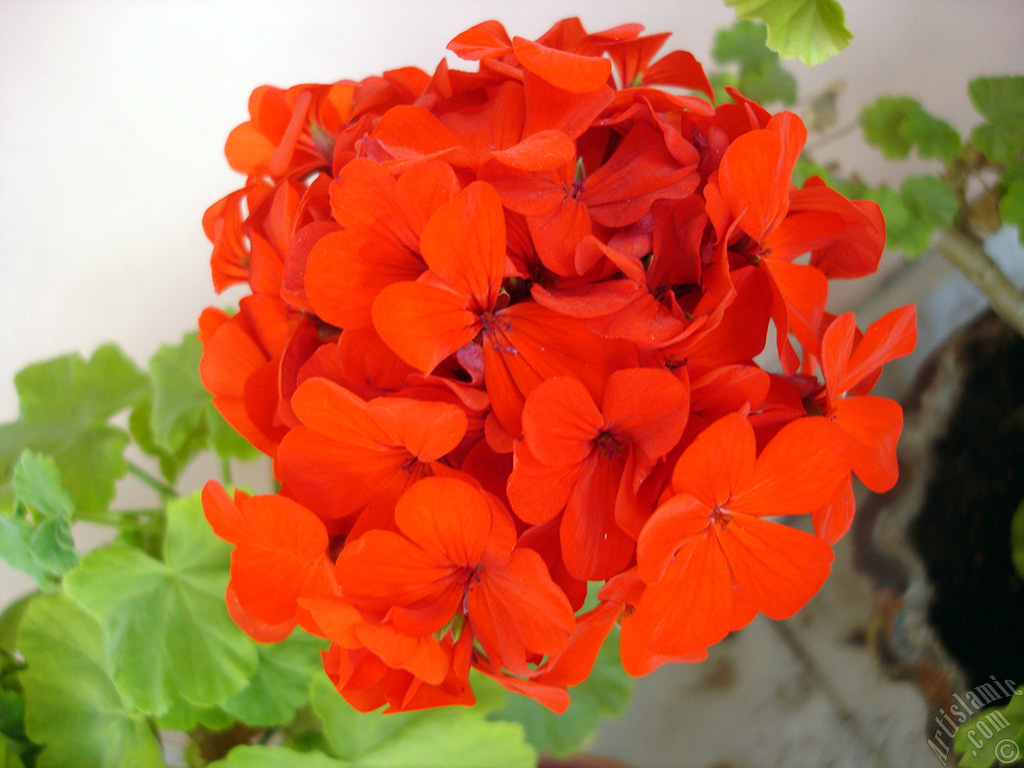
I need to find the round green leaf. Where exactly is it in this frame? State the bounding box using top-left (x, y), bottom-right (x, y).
top-left (309, 676), bottom-right (536, 768)
top-left (969, 76), bottom-right (1024, 163)
top-left (12, 451), bottom-right (73, 521)
top-left (222, 629), bottom-right (327, 727)
top-left (0, 594), bottom-right (33, 654)
top-left (13, 345), bottom-right (147, 428)
top-left (725, 0), bottom-right (852, 66)
top-left (860, 96), bottom-right (961, 162)
top-left (64, 494), bottom-right (258, 715)
top-left (148, 334), bottom-right (209, 454)
top-left (711, 21), bottom-right (797, 105)
top-left (2, 345), bottom-right (147, 513)
top-left (18, 593), bottom-right (165, 768)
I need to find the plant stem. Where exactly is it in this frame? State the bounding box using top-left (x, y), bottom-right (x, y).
top-left (126, 461), bottom-right (179, 498)
top-left (75, 507), bottom-right (163, 526)
top-left (933, 226), bottom-right (1024, 338)
top-left (804, 119), bottom-right (860, 153)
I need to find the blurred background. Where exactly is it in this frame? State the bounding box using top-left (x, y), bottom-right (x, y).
top-left (2, 1), bottom-right (1023, 766)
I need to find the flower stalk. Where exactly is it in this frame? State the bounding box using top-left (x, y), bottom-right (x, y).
top-left (934, 225), bottom-right (1024, 337)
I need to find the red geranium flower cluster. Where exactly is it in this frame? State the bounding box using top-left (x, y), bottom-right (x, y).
top-left (199, 18), bottom-right (917, 714)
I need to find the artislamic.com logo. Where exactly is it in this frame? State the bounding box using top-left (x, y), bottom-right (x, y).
top-left (928, 676), bottom-right (1021, 765)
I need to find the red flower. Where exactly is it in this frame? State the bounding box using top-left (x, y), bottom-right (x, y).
top-left (304, 158), bottom-right (461, 330)
top-left (508, 368), bottom-right (689, 579)
top-left (276, 377), bottom-right (469, 528)
top-left (704, 113), bottom-right (884, 374)
top-left (819, 305), bottom-right (917, 493)
top-left (631, 413), bottom-right (847, 656)
top-left (337, 477), bottom-right (575, 676)
top-left (372, 180), bottom-right (635, 436)
top-left (198, 16), bottom-right (915, 708)
top-left (202, 482), bottom-right (330, 639)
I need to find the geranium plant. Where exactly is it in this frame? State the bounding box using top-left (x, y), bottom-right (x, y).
top-left (0, 13), bottom-right (920, 768)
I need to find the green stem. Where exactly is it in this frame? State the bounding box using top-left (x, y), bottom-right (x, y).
top-left (221, 455), bottom-right (233, 487)
top-left (75, 507), bottom-right (164, 527)
top-left (934, 226), bottom-right (1024, 338)
top-left (126, 461), bottom-right (179, 498)
top-left (803, 118), bottom-right (860, 153)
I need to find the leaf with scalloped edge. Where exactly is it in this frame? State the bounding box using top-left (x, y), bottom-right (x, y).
top-left (63, 493), bottom-right (258, 715)
top-left (860, 96), bottom-right (962, 162)
top-left (953, 686), bottom-right (1024, 768)
top-left (712, 20), bottom-right (797, 105)
top-left (861, 176), bottom-right (958, 256)
top-left (18, 592), bottom-right (166, 768)
top-left (0, 345), bottom-right (147, 513)
top-left (131, 333), bottom-right (258, 483)
top-left (309, 676), bottom-right (536, 768)
top-left (969, 76), bottom-right (1024, 163)
top-left (221, 628), bottom-right (327, 727)
top-left (12, 451), bottom-right (79, 577)
top-left (0, 512), bottom-right (50, 589)
top-left (725, 0), bottom-right (852, 65)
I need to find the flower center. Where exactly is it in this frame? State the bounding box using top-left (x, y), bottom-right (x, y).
top-left (711, 505), bottom-right (733, 532)
top-left (595, 430), bottom-right (625, 459)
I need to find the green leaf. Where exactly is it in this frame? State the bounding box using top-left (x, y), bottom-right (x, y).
top-left (712, 20), bottom-right (797, 105)
top-left (209, 746), bottom-right (350, 768)
top-left (998, 178), bottom-right (1024, 246)
top-left (492, 629), bottom-right (632, 757)
top-left (222, 629), bottom-right (327, 727)
top-left (14, 345), bottom-right (147, 427)
top-left (206, 404), bottom-right (259, 462)
top-left (154, 697), bottom-right (235, 732)
top-left (12, 452), bottom-right (74, 521)
top-left (47, 426), bottom-right (133, 512)
top-left (0, 595), bottom-right (32, 654)
top-left (28, 518), bottom-right (78, 576)
top-left (309, 676), bottom-right (536, 768)
top-left (0, 688), bottom-right (25, 743)
top-left (863, 176), bottom-right (958, 256)
top-left (901, 175), bottom-right (959, 228)
top-left (953, 687), bottom-right (1024, 768)
top-left (149, 333), bottom-right (211, 454)
top-left (1011, 499), bottom-right (1024, 580)
top-left (725, 0), bottom-right (852, 66)
top-left (63, 493), bottom-right (258, 715)
top-left (0, 345), bottom-right (148, 512)
top-left (0, 512), bottom-right (51, 589)
top-left (12, 452), bottom-right (79, 577)
top-left (969, 76), bottom-right (1024, 163)
top-left (860, 96), bottom-right (962, 162)
top-left (0, 735), bottom-right (27, 768)
top-left (131, 333), bottom-right (258, 482)
top-left (18, 592), bottom-right (166, 768)
top-left (129, 398), bottom-right (202, 485)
